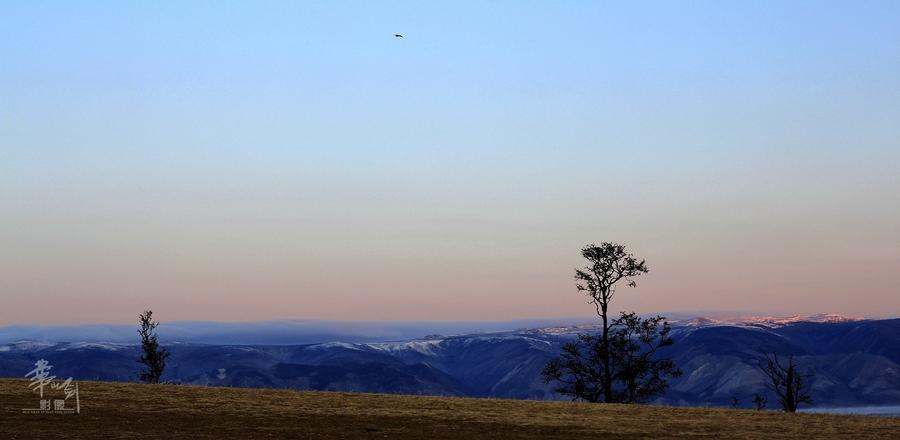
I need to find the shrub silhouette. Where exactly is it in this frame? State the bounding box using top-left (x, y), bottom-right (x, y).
top-left (137, 309), bottom-right (169, 384)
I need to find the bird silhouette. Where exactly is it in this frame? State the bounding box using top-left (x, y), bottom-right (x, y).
top-left (394, 34), bottom-right (403, 38)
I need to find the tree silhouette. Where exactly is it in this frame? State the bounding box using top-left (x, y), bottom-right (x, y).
top-left (138, 309), bottom-right (169, 384)
top-left (759, 353), bottom-right (813, 412)
top-left (542, 243), bottom-right (681, 403)
top-left (752, 393), bottom-right (767, 410)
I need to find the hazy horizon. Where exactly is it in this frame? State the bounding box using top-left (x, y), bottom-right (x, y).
top-left (4, 309), bottom-right (894, 328)
top-left (2, 1), bottom-right (899, 324)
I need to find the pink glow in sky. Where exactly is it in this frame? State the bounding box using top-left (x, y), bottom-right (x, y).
top-left (1, 2), bottom-right (898, 324)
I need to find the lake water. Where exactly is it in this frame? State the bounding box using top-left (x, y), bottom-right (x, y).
top-left (801, 406), bottom-right (900, 417)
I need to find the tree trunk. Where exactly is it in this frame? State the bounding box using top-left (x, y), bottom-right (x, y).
top-left (601, 301), bottom-right (612, 403)
top-left (785, 367), bottom-right (796, 412)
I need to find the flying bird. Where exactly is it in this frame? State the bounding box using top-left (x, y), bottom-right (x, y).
top-left (394, 34), bottom-right (403, 38)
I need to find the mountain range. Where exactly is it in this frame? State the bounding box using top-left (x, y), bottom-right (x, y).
top-left (1, 315), bottom-right (899, 409)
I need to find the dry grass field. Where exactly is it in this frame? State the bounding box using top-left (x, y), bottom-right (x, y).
top-left (1, 379), bottom-right (898, 439)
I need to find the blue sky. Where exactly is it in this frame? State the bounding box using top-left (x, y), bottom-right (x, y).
top-left (1, 1), bottom-right (899, 324)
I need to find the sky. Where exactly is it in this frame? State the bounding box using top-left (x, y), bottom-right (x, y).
top-left (1, 1), bottom-right (899, 325)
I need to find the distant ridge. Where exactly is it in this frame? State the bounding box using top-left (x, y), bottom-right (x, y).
top-left (0, 313), bottom-right (874, 345)
top-left (677, 313), bottom-right (864, 328)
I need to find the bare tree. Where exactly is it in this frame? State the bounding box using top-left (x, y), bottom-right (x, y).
top-left (759, 353), bottom-right (813, 412)
top-left (576, 243), bottom-right (648, 402)
top-left (542, 243), bottom-right (680, 403)
top-left (138, 309), bottom-right (169, 384)
top-left (609, 312), bottom-right (681, 403)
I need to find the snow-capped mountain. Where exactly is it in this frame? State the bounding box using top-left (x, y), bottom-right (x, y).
top-left (508, 313), bottom-right (865, 338)
top-left (676, 313), bottom-right (863, 328)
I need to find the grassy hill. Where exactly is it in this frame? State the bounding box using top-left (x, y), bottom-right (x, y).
top-left (1, 379), bottom-right (898, 439)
